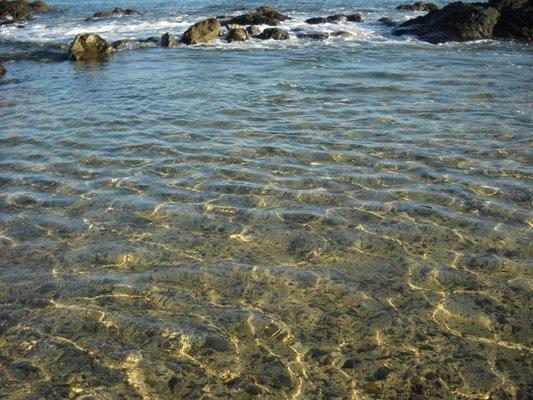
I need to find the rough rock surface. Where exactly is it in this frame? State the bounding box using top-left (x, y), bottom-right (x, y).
top-left (396, 2), bottom-right (439, 11)
top-left (28, 1), bottom-right (50, 12)
top-left (68, 33), bottom-right (114, 61)
top-left (246, 25), bottom-right (261, 36)
top-left (306, 13), bottom-right (363, 24)
top-left (181, 18), bottom-right (221, 45)
top-left (161, 32), bottom-right (177, 47)
top-left (227, 6), bottom-right (290, 26)
top-left (393, 2), bottom-right (501, 43)
top-left (226, 27), bottom-right (249, 42)
top-left (490, 0), bottom-right (533, 41)
top-left (0, 0), bottom-right (33, 22)
top-left (256, 27), bottom-right (290, 40)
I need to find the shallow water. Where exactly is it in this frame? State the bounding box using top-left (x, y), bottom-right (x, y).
top-left (0, 1), bottom-right (532, 399)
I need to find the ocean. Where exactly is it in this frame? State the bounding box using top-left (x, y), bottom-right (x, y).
top-left (0, 1), bottom-right (531, 399)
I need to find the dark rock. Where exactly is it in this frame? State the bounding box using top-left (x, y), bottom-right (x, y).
top-left (375, 366), bottom-right (392, 380)
top-left (491, 0), bottom-right (532, 41)
top-left (91, 11), bottom-right (111, 19)
top-left (0, 0), bottom-right (32, 23)
top-left (396, 2), bottom-right (439, 12)
top-left (378, 17), bottom-right (397, 26)
top-left (0, 64), bottom-right (5, 75)
top-left (228, 6), bottom-right (290, 26)
top-left (68, 33), bottom-right (114, 61)
top-left (140, 36), bottom-right (160, 44)
top-left (28, 1), bottom-right (50, 12)
top-left (331, 31), bottom-right (353, 38)
top-left (246, 25), bottom-right (261, 36)
top-left (342, 359), bottom-right (359, 369)
top-left (204, 335), bottom-right (232, 352)
top-left (124, 8), bottom-right (140, 15)
top-left (306, 13), bottom-right (363, 24)
top-left (161, 32), bottom-right (177, 47)
top-left (393, 2), bottom-right (501, 43)
top-left (181, 18), bottom-right (221, 44)
top-left (256, 27), bottom-right (290, 40)
top-left (112, 7), bottom-right (125, 14)
top-left (112, 39), bottom-right (142, 50)
top-left (226, 27), bottom-right (249, 42)
top-left (296, 32), bottom-right (329, 40)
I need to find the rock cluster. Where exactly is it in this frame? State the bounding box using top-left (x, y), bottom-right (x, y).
top-left (86, 7), bottom-right (140, 21)
top-left (396, 2), bottom-right (439, 11)
top-left (305, 13), bottom-right (363, 24)
top-left (394, 0), bottom-right (532, 43)
top-left (224, 6), bottom-right (290, 26)
top-left (0, 0), bottom-right (51, 24)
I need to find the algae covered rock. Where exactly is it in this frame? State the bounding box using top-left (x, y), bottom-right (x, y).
top-left (226, 27), bottom-right (249, 42)
top-left (181, 18), bottom-right (221, 45)
top-left (68, 33), bottom-right (114, 61)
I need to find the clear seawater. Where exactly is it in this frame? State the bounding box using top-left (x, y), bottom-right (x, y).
top-left (0, 1), bottom-right (532, 399)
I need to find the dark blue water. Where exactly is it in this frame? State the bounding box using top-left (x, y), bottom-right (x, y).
top-left (0, 1), bottom-right (531, 399)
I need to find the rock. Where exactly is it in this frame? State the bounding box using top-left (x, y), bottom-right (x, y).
top-left (226, 27), bottom-right (249, 42)
top-left (227, 6), bottom-right (290, 26)
top-left (28, 1), bottom-right (51, 12)
top-left (256, 27), bottom-right (289, 40)
top-left (396, 2), bottom-right (439, 12)
top-left (246, 25), bottom-right (261, 36)
top-left (393, 2), bottom-right (501, 43)
top-left (331, 31), bottom-right (353, 38)
top-left (112, 39), bottom-right (142, 50)
top-left (140, 36), bottom-right (160, 44)
top-left (68, 33), bottom-right (114, 61)
top-left (0, 64), bottom-right (5, 75)
top-left (0, 0), bottom-right (32, 23)
top-left (491, 0), bottom-right (532, 41)
top-left (181, 18), bottom-right (221, 45)
top-left (124, 8), bottom-right (140, 15)
top-left (296, 32), bottom-right (329, 40)
top-left (226, 23), bottom-right (244, 30)
top-left (161, 32), bottom-right (177, 47)
top-left (112, 7), bottom-right (125, 14)
top-left (378, 17), bottom-right (397, 26)
top-left (375, 366), bottom-right (392, 380)
top-left (306, 13), bottom-right (363, 24)
top-left (91, 11), bottom-right (111, 19)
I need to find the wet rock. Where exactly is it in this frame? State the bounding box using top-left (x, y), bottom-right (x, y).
top-left (246, 25), bottom-right (261, 36)
top-left (306, 13), bottom-right (363, 24)
top-left (347, 13), bottom-right (364, 22)
top-left (141, 36), bottom-right (160, 44)
top-left (181, 18), bottom-right (221, 45)
top-left (396, 2), bottom-right (439, 12)
top-left (0, 0), bottom-right (32, 23)
top-left (256, 27), bottom-right (289, 40)
top-left (0, 64), bottom-right (5, 75)
top-left (227, 6), bottom-right (290, 26)
top-left (378, 17), bottom-right (397, 26)
top-left (305, 17), bottom-right (329, 24)
top-left (161, 32), bottom-right (177, 47)
top-left (331, 31), bottom-right (353, 38)
top-left (226, 27), bottom-right (249, 42)
top-left (112, 39), bottom-right (142, 51)
top-left (393, 2), bottom-right (501, 43)
top-left (112, 7), bottom-right (140, 15)
top-left (113, 7), bottom-right (125, 14)
top-left (28, 1), bottom-right (51, 12)
top-left (491, 0), bottom-right (533, 41)
top-left (91, 11), bottom-right (111, 19)
top-left (68, 33), bottom-right (114, 61)
top-left (296, 32), bottom-right (330, 40)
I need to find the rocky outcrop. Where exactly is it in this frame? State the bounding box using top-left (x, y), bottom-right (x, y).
top-left (0, 0), bottom-right (32, 23)
top-left (68, 33), bottom-right (114, 61)
top-left (490, 0), bottom-right (532, 41)
top-left (181, 18), bottom-right (221, 45)
top-left (396, 2), bottom-right (439, 11)
top-left (161, 32), bottom-right (177, 47)
top-left (393, 2), bottom-right (501, 43)
top-left (256, 27), bottom-right (290, 40)
top-left (305, 13), bottom-right (363, 24)
top-left (28, 1), bottom-right (50, 12)
top-left (226, 27), bottom-right (249, 42)
top-left (378, 17), bottom-right (397, 26)
top-left (227, 6), bottom-right (290, 26)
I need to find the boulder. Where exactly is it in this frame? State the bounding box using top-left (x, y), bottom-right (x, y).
top-left (0, 64), bottom-right (5, 75)
top-left (161, 32), bottom-right (177, 47)
top-left (123, 8), bottom-right (140, 15)
top-left (306, 13), bottom-right (363, 24)
top-left (246, 25), bottom-right (261, 36)
top-left (226, 27), bottom-right (249, 42)
top-left (378, 17), bottom-right (397, 26)
top-left (256, 27), bottom-right (289, 40)
top-left (68, 33), bottom-right (114, 61)
top-left (112, 39), bottom-right (142, 50)
top-left (296, 32), bottom-right (329, 40)
top-left (491, 0), bottom-right (532, 41)
top-left (393, 2), bottom-right (501, 43)
top-left (112, 7), bottom-right (125, 14)
top-left (227, 6), bottom-right (290, 26)
top-left (396, 2), bottom-right (439, 11)
top-left (0, 0), bottom-right (32, 22)
top-left (28, 1), bottom-right (50, 12)
top-left (181, 18), bottom-right (221, 44)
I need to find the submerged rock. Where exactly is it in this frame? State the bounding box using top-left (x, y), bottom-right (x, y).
top-left (181, 18), bottom-right (221, 44)
top-left (112, 39), bottom-right (142, 51)
top-left (490, 0), bottom-right (533, 41)
top-left (393, 2), bottom-right (501, 43)
top-left (396, 2), bottom-right (439, 12)
top-left (227, 6), bottom-right (290, 26)
top-left (256, 27), bottom-right (290, 40)
top-left (226, 27), bottom-right (249, 42)
top-left (28, 1), bottom-right (51, 12)
top-left (0, 0), bottom-right (33, 23)
top-left (378, 17), bottom-right (397, 27)
top-left (161, 32), bottom-right (177, 47)
top-left (90, 10), bottom-right (111, 19)
top-left (0, 64), bottom-right (5, 75)
top-left (306, 13), bottom-right (363, 24)
top-left (68, 33), bottom-right (114, 61)
top-left (296, 32), bottom-right (330, 40)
